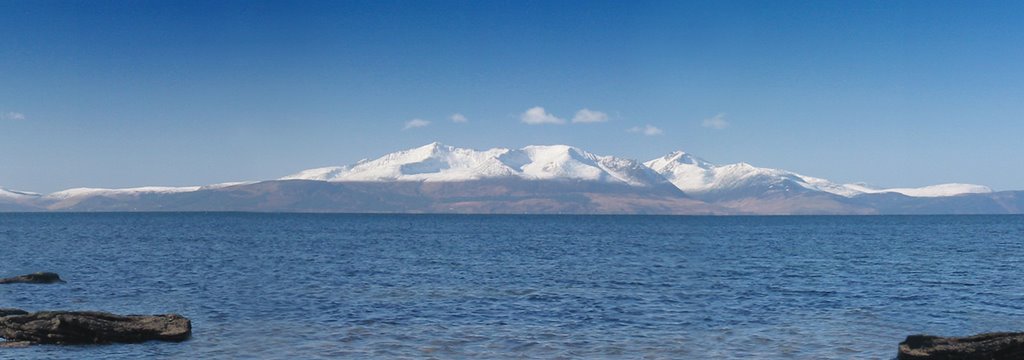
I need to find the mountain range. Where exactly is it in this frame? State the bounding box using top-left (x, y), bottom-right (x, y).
top-left (1, 142), bottom-right (1020, 214)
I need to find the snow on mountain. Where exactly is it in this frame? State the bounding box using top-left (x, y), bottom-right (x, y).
top-left (283, 142), bottom-right (668, 187)
top-left (280, 166), bottom-right (349, 181)
top-left (797, 176), bottom-right (865, 198)
top-left (44, 186), bottom-right (203, 200)
top-left (289, 142), bottom-right (516, 182)
top-left (843, 183), bottom-right (992, 197)
top-left (516, 145), bottom-right (667, 186)
top-left (0, 187), bottom-right (41, 199)
top-left (199, 181), bottom-right (258, 190)
top-left (39, 181), bottom-right (256, 201)
top-left (644, 151), bottom-right (831, 197)
top-left (645, 150), bottom-right (990, 198)
top-left (286, 144), bottom-right (991, 198)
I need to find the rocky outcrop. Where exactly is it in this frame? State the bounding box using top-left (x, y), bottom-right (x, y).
top-left (0, 311), bottom-right (191, 345)
top-left (898, 333), bottom-right (1024, 360)
top-left (0, 272), bottom-right (65, 284)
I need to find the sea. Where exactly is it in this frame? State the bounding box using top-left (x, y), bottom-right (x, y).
top-left (1, 213), bottom-right (1023, 359)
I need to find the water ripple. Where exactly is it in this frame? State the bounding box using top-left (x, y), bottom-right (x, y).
top-left (1, 214), bottom-right (1022, 359)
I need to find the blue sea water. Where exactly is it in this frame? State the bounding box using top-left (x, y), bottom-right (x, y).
top-left (1, 214), bottom-right (1023, 359)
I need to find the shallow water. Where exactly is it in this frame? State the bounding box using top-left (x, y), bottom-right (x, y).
top-left (1, 214), bottom-right (1023, 359)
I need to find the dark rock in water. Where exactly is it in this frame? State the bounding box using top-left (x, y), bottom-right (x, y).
top-left (0, 311), bottom-right (191, 345)
top-left (898, 333), bottom-right (1024, 360)
top-left (0, 272), bottom-right (65, 284)
top-left (0, 309), bottom-right (28, 317)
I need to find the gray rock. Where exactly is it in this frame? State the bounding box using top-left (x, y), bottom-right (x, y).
top-left (898, 333), bottom-right (1024, 360)
top-left (0, 311), bottom-right (191, 345)
top-left (0, 341), bottom-right (31, 348)
top-left (0, 272), bottom-right (65, 284)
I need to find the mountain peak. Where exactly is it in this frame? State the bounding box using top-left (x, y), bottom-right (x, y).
top-left (645, 150), bottom-right (715, 172)
top-left (668, 150), bottom-right (712, 166)
top-left (282, 143), bottom-right (664, 187)
top-left (521, 144), bottom-right (584, 154)
top-left (417, 141), bottom-right (447, 150)
top-left (665, 150), bottom-right (687, 158)
top-left (408, 141), bottom-right (453, 157)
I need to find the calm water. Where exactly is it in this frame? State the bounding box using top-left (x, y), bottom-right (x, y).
top-left (1, 214), bottom-right (1023, 359)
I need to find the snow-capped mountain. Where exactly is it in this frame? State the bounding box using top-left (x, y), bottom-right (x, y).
top-left (1, 143), bottom-right (1015, 214)
top-left (644, 151), bottom-right (855, 200)
top-left (645, 150), bottom-right (992, 200)
top-left (282, 142), bottom-right (668, 187)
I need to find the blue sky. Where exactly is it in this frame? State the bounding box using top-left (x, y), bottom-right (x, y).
top-left (1, 0), bottom-right (1022, 193)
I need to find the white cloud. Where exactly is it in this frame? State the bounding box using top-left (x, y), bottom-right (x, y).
top-left (627, 125), bottom-right (663, 136)
top-left (2, 112), bottom-right (25, 121)
top-left (520, 106), bottom-right (565, 125)
top-left (702, 113), bottom-right (729, 129)
top-left (450, 113), bottom-right (468, 123)
top-left (571, 108), bottom-right (609, 123)
top-left (402, 118), bottom-right (431, 130)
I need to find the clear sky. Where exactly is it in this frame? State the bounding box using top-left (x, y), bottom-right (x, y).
top-left (1, 0), bottom-right (1022, 193)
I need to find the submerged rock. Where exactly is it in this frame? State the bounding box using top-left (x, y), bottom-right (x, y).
top-left (0, 311), bottom-right (191, 345)
top-left (0, 272), bottom-right (65, 284)
top-left (898, 333), bottom-right (1024, 360)
top-left (0, 309), bottom-right (28, 317)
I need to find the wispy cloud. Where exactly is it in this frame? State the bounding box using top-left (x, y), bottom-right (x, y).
top-left (571, 108), bottom-right (608, 124)
top-left (627, 125), bottom-right (663, 136)
top-left (450, 113), bottom-right (468, 123)
top-left (702, 113), bottom-right (729, 129)
top-left (403, 118), bottom-right (431, 130)
top-left (520, 106), bottom-right (565, 125)
top-left (2, 112), bottom-right (26, 121)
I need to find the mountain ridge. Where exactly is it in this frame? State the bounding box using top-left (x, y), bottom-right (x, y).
top-left (0, 142), bottom-right (1013, 214)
